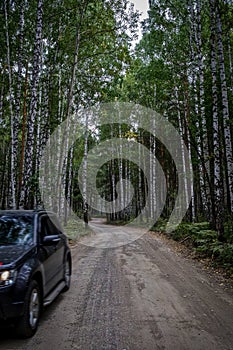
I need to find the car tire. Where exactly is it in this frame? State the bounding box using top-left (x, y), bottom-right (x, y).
top-left (62, 258), bottom-right (71, 292)
top-left (15, 280), bottom-right (42, 338)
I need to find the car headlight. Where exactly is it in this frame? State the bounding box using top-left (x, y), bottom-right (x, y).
top-left (0, 270), bottom-right (17, 287)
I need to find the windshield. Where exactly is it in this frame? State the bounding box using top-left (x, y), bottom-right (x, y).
top-left (0, 215), bottom-right (33, 245)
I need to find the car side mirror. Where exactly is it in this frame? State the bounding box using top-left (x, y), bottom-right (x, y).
top-left (42, 235), bottom-right (61, 246)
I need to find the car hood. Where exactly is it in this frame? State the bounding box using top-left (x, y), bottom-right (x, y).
top-left (0, 244), bottom-right (35, 267)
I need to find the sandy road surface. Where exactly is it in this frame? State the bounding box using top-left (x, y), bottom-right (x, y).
top-left (0, 219), bottom-right (233, 350)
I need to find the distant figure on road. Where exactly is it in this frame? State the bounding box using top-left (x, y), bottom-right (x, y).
top-left (83, 203), bottom-right (88, 227)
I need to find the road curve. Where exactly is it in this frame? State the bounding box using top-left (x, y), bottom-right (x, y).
top-left (0, 219), bottom-right (233, 349)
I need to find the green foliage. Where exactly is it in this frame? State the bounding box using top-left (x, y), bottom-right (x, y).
top-left (213, 244), bottom-right (233, 267)
top-left (163, 222), bottom-right (233, 271)
top-left (153, 217), bottom-right (233, 271)
top-left (158, 222), bottom-right (209, 240)
top-left (223, 217), bottom-right (233, 243)
top-left (152, 218), bottom-right (168, 232)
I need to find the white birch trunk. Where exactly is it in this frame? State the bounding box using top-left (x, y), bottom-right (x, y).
top-left (82, 115), bottom-right (89, 225)
top-left (4, 0), bottom-right (16, 209)
top-left (20, 0), bottom-right (44, 208)
top-left (118, 124), bottom-right (124, 218)
top-left (183, 79), bottom-right (196, 220)
top-left (138, 130), bottom-right (143, 218)
top-left (15, 0), bottom-right (25, 152)
top-left (0, 76), bottom-right (4, 120)
top-left (188, 0), bottom-right (209, 218)
top-left (210, 0), bottom-right (224, 235)
top-left (64, 146), bottom-right (74, 226)
top-left (175, 87), bottom-right (189, 212)
top-left (215, 2), bottom-right (233, 212)
top-left (227, 33), bottom-right (233, 94)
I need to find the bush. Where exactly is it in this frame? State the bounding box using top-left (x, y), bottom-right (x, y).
top-left (166, 222), bottom-right (233, 272)
top-left (212, 243), bottom-right (233, 266)
top-left (170, 222), bottom-right (211, 241)
top-left (151, 218), bottom-right (168, 233)
top-left (194, 230), bottom-right (218, 255)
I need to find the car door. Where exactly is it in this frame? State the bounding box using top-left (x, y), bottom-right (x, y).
top-left (45, 214), bottom-right (65, 283)
top-left (38, 214), bottom-right (64, 295)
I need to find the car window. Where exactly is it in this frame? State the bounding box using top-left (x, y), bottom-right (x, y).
top-left (0, 215), bottom-right (33, 245)
top-left (40, 215), bottom-right (61, 237)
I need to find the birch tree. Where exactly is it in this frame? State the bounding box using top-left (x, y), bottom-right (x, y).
top-left (4, 0), bottom-right (16, 209)
top-left (20, 0), bottom-right (44, 208)
top-left (215, 0), bottom-right (233, 213)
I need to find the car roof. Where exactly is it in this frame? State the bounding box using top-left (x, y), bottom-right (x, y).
top-left (0, 210), bottom-right (34, 215)
top-left (0, 210), bottom-right (55, 216)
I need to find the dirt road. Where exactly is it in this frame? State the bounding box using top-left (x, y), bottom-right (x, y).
top-left (0, 219), bottom-right (233, 350)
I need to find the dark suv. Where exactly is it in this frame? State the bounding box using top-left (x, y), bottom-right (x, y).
top-left (0, 210), bottom-right (72, 338)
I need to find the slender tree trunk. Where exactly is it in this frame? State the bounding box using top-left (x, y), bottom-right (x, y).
top-left (14, 0), bottom-right (26, 205)
top-left (0, 75), bottom-right (4, 121)
top-left (0, 145), bottom-right (8, 209)
top-left (149, 120), bottom-right (157, 219)
top-left (210, 0), bottom-right (224, 237)
top-left (82, 115), bottom-right (89, 226)
top-left (19, 64), bottom-right (28, 203)
top-left (4, 0), bottom-right (16, 209)
top-left (138, 130), bottom-right (143, 220)
top-left (175, 87), bottom-right (190, 212)
top-left (188, 0), bottom-right (210, 220)
top-left (64, 147), bottom-right (73, 226)
top-left (183, 78), bottom-right (195, 221)
top-left (227, 33), bottom-right (233, 94)
top-left (35, 88), bottom-right (43, 207)
top-left (118, 124), bottom-right (124, 219)
top-left (20, 0), bottom-right (44, 208)
top-left (215, 0), bottom-right (233, 213)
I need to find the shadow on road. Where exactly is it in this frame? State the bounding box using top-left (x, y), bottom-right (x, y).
top-left (0, 293), bottom-right (64, 345)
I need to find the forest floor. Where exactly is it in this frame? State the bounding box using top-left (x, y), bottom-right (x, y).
top-left (0, 218), bottom-right (233, 349)
top-left (151, 229), bottom-right (233, 289)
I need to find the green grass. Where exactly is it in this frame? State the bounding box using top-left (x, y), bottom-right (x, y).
top-left (63, 218), bottom-right (93, 244)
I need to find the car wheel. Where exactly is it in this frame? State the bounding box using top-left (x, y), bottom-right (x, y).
top-left (62, 259), bottom-right (71, 292)
top-left (16, 280), bottom-right (41, 338)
